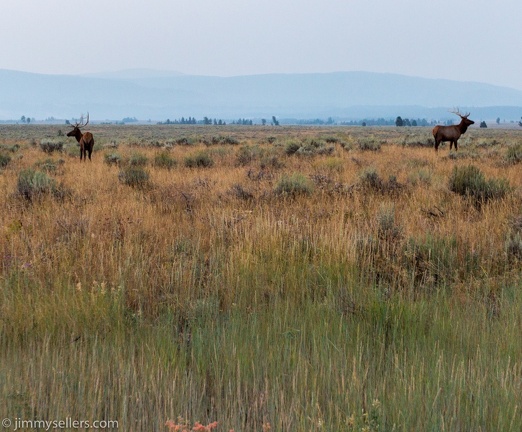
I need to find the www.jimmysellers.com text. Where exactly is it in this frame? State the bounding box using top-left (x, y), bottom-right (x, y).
top-left (2, 417), bottom-right (119, 430)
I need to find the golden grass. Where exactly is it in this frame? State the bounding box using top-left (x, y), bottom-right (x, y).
top-left (1, 125), bottom-right (521, 430)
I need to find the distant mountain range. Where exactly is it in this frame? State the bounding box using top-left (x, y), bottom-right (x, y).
top-left (1, 69), bottom-right (522, 122)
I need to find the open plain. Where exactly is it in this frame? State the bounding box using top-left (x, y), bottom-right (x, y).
top-left (1, 124), bottom-right (521, 431)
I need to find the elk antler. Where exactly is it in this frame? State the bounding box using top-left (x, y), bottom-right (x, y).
top-left (82, 112), bottom-right (89, 128)
top-left (450, 108), bottom-right (470, 119)
top-left (72, 112), bottom-right (90, 129)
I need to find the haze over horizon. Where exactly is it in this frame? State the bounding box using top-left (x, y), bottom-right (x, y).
top-left (2, 0), bottom-right (521, 91)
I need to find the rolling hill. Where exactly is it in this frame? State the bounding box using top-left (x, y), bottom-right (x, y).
top-left (1, 69), bottom-right (522, 122)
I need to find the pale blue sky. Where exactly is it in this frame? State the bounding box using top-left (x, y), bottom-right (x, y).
top-left (2, 0), bottom-right (521, 89)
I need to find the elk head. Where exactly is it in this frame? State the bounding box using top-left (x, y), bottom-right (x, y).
top-left (67, 113), bottom-right (89, 140)
top-left (450, 108), bottom-right (475, 129)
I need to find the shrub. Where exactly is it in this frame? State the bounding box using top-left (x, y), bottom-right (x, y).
top-left (401, 135), bottom-right (433, 148)
top-left (506, 216), bottom-right (522, 262)
top-left (358, 137), bottom-right (381, 151)
top-left (359, 169), bottom-right (405, 195)
top-left (202, 135), bottom-right (240, 146)
top-left (129, 152), bottom-right (148, 167)
top-left (505, 143), bottom-right (522, 164)
top-left (118, 166), bottom-right (150, 188)
top-left (229, 184), bottom-right (254, 200)
top-left (184, 152), bottom-right (214, 168)
top-left (359, 168), bottom-right (383, 190)
top-left (174, 137), bottom-right (194, 146)
top-left (284, 141), bottom-right (301, 155)
top-left (449, 165), bottom-right (509, 206)
top-left (260, 155), bottom-right (284, 170)
top-left (402, 235), bottom-right (465, 288)
top-left (17, 169), bottom-right (57, 200)
top-left (236, 145), bottom-right (262, 166)
top-left (35, 158), bottom-right (65, 173)
top-left (212, 135), bottom-right (239, 145)
top-left (296, 140), bottom-right (334, 156)
top-left (39, 139), bottom-right (64, 154)
top-left (104, 153), bottom-right (122, 166)
top-left (153, 152), bottom-right (177, 169)
top-left (376, 205), bottom-right (402, 242)
top-left (506, 234), bottom-right (522, 262)
top-left (0, 144), bottom-right (20, 153)
top-left (274, 173), bottom-right (314, 196)
top-left (0, 153), bottom-right (11, 169)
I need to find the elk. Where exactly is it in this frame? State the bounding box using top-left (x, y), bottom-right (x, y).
top-left (67, 113), bottom-right (94, 161)
top-left (432, 109), bottom-right (474, 152)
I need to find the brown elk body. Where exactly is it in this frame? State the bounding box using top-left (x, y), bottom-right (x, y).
top-left (67, 113), bottom-right (94, 161)
top-left (432, 110), bottom-right (474, 152)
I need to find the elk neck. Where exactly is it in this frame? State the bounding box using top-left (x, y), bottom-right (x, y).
top-left (458, 119), bottom-right (470, 134)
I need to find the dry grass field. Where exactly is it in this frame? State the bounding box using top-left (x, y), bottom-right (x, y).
top-left (1, 124), bottom-right (521, 431)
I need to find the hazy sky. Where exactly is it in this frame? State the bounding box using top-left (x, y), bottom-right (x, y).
top-left (2, 0), bottom-right (521, 89)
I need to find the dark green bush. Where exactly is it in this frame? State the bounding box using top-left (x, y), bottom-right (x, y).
top-left (0, 153), bottom-right (11, 169)
top-left (359, 169), bottom-right (405, 196)
top-left (184, 152), bottom-right (214, 168)
top-left (296, 140), bottom-right (334, 156)
top-left (118, 166), bottom-right (150, 188)
top-left (260, 155), bottom-right (284, 170)
top-left (17, 169), bottom-right (58, 200)
top-left (229, 184), bottom-right (254, 200)
top-left (212, 135), bottom-right (239, 145)
top-left (129, 152), bottom-right (148, 167)
top-left (174, 137), bottom-right (194, 146)
top-left (505, 144), bottom-right (522, 164)
top-left (236, 145), bottom-right (262, 166)
top-left (274, 173), bottom-right (314, 196)
top-left (449, 165), bottom-right (509, 206)
top-left (153, 152), bottom-right (177, 169)
top-left (400, 235), bottom-right (479, 289)
top-left (202, 135), bottom-right (240, 146)
top-left (39, 139), bottom-right (64, 154)
top-left (358, 138), bottom-right (381, 151)
top-left (506, 216), bottom-right (522, 262)
top-left (285, 141), bottom-right (301, 155)
top-left (0, 144), bottom-right (20, 153)
top-left (359, 168), bottom-right (383, 190)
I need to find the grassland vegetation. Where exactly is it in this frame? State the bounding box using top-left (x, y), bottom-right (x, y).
top-left (0, 152), bottom-right (11, 169)
top-left (184, 151), bottom-right (214, 168)
top-left (1, 124), bottom-right (521, 431)
top-left (104, 152), bottom-right (122, 166)
top-left (506, 142), bottom-right (522, 164)
top-left (39, 138), bottom-right (65, 154)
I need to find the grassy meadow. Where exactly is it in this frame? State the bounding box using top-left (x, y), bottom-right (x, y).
top-left (1, 124), bottom-right (521, 431)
